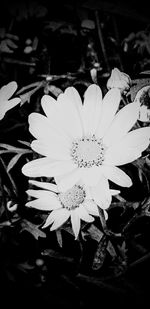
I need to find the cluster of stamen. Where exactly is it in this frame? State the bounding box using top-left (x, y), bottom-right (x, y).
top-left (59, 185), bottom-right (86, 210)
top-left (71, 135), bottom-right (106, 168)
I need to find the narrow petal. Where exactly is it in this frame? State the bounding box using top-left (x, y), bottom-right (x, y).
top-left (22, 157), bottom-right (76, 177)
top-left (77, 205), bottom-right (94, 222)
top-left (96, 88), bottom-right (121, 138)
top-left (55, 168), bottom-right (81, 191)
top-left (27, 189), bottom-right (57, 199)
top-left (83, 200), bottom-right (99, 216)
top-left (103, 102), bottom-right (140, 146)
top-left (70, 209), bottom-right (81, 239)
top-left (42, 209), bottom-right (69, 228)
top-left (50, 209), bottom-right (70, 230)
top-left (29, 180), bottom-right (59, 192)
top-left (31, 139), bottom-right (71, 160)
top-left (26, 197), bottom-right (61, 211)
top-left (104, 210), bottom-right (108, 220)
top-left (82, 84), bottom-right (102, 135)
top-left (110, 189), bottom-right (120, 196)
top-left (0, 81), bottom-right (18, 100)
top-left (90, 176), bottom-right (112, 209)
top-left (101, 165), bottom-right (132, 187)
top-left (81, 166), bottom-right (102, 186)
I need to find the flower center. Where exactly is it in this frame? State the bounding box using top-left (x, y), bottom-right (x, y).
top-left (71, 135), bottom-right (106, 168)
top-left (59, 185), bottom-right (86, 210)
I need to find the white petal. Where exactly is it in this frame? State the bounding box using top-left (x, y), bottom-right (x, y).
top-left (41, 94), bottom-right (72, 141)
top-left (4, 98), bottom-right (21, 110)
top-left (103, 102), bottom-right (140, 146)
top-left (26, 197), bottom-right (61, 211)
top-left (29, 113), bottom-right (71, 148)
top-left (77, 205), bottom-right (94, 222)
top-left (101, 165), bottom-right (132, 187)
top-left (55, 168), bottom-right (81, 191)
top-left (0, 98), bottom-right (21, 120)
top-left (118, 127), bottom-right (150, 148)
top-left (42, 209), bottom-right (69, 228)
top-left (50, 209), bottom-right (70, 230)
top-left (110, 189), bottom-right (120, 196)
top-left (26, 189), bottom-right (56, 199)
top-left (90, 176), bottom-right (112, 209)
top-left (29, 180), bottom-right (59, 192)
top-left (96, 88), bottom-right (121, 138)
top-left (22, 157), bottom-right (76, 177)
top-left (105, 126), bottom-right (150, 165)
top-left (42, 87), bottom-right (83, 139)
top-left (31, 139), bottom-right (71, 160)
top-left (82, 84), bottom-right (102, 135)
top-left (0, 81), bottom-right (18, 100)
top-left (81, 166), bottom-right (102, 186)
top-left (104, 210), bottom-right (108, 220)
top-left (105, 146), bottom-right (142, 166)
top-left (70, 209), bottom-right (81, 239)
top-left (83, 200), bottom-right (99, 216)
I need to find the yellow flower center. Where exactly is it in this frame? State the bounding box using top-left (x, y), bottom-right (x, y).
top-left (59, 185), bottom-right (86, 210)
top-left (71, 135), bottom-right (106, 168)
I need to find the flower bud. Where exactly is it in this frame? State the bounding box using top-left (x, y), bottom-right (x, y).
top-left (107, 68), bottom-right (131, 94)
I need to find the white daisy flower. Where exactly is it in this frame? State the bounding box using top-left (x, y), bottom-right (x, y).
top-left (25, 179), bottom-right (119, 239)
top-left (22, 84), bottom-right (150, 191)
top-left (0, 81), bottom-right (21, 120)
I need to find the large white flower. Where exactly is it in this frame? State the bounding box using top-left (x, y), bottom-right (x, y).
top-left (0, 81), bottom-right (21, 120)
top-left (26, 179), bottom-right (119, 238)
top-left (22, 84), bottom-right (150, 191)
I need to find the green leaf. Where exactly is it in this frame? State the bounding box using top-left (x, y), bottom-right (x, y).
top-left (107, 240), bottom-right (117, 259)
top-left (56, 229), bottom-right (63, 247)
top-left (86, 224), bottom-right (104, 242)
top-left (20, 219), bottom-right (46, 240)
top-left (92, 234), bottom-right (108, 270)
top-left (7, 153), bottom-right (23, 172)
top-left (42, 248), bottom-right (74, 263)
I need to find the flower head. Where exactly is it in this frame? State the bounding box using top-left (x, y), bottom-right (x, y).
top-left (26, 179), bottom-right (119, 238)
top-left (134, 85), bottom-right (150, 122)
top-left (107, 68), bottom-right (131, 94)
top-left (22, 84), bottom-right (150, 192)
top-left (0, 81), bottom-right (21, 120)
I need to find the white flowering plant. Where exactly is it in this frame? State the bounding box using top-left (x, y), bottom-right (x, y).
top-left (0, 4), bottom-right (150, 306)
top-left (0, 65), bottom-right (150, 293)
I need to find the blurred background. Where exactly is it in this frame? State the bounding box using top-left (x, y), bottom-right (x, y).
top-left (0, 0), bottom-right (150, 87)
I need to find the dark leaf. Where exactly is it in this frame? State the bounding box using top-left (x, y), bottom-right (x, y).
top-left (86, 224), bottom-right (104, 242)
top-left (42, 248), bottom-right (74, 263)
top-left (7, 153), bottom-right (23, 172)
top-left (20, 219), bottom-right (46, 240)
top-left (92, 234), bottom-right (108, 270)
top-left (56, 229), bottom-right (63, 247)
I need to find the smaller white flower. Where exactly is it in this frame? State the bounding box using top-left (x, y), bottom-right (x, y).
top-left (138, 105), bottom-right (150, 122)
top-left (26, 179), bottom-right (119, 239)
top-left (107, 68), bottom-right (131, 94)
top-left (134, 85), bottom-right (150, 122)
top-left (0, 81), bottom-right (21, 120)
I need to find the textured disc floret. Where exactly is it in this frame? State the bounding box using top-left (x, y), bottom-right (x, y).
top-left (59, 185), bottom-right (86, 210)
top-left (71, 135), bottom-right (106, 168)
